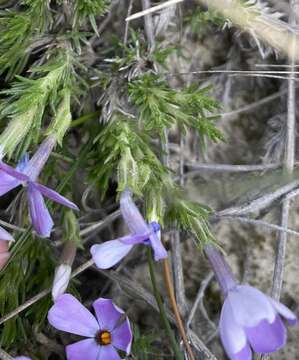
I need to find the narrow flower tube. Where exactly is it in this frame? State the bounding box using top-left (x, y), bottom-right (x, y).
top-left (52, 240), bottom-right (77, 301)
top-left (120, 189), bottom-right (167, 261)
top-left (204, 244), bottom-right (297, 360)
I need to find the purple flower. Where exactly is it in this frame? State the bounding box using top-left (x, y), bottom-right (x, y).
top-left (48, 294), bottom-right (132, 360)
top-left (14, 357), bottom-right (31, 360)
top-left (0, 137), bottom-right (78, 237)
top-left (90, 189), bottom-right (167, 269)
top-left (205, 245), bottom-right (297, 360)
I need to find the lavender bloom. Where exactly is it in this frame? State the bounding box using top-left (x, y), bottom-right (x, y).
top-left (0, 137), bottom-right (78, 237)
top-left (205, 245), bottom-right (297, 360)
top-left (90, 189), bottom-right (167, 269)
top-left (48, 294), bottom-right (132, 360)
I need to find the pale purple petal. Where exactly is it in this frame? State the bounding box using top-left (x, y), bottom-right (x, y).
top-left (0, 226), bottom-right (14, 241)
top-left (16, 153), bottom-right (29, 172)
top-left (268, 297), bottom-right (298, 326)
top-left (112, 318), bottom-right (133, 354)
top-left (92, 298), bottom-right (124, 331)
top-left (98, 345), bottom-right (121, 360)
top-left (0, 162), bottom-right (29, 182)
top-left (14, 357), bottom-right (31, 360)
top-left (23, 136), bottom-right (56, 181)
top-left (0, 171), bottom-right (20, 196)
top-left (227, 285), bottom-right (276, 327)
top-left (66, 339), bottom-right (100, 360)
top-left (90, 240), bottom-right (133, 269)
top-left (219, 300), bottom-right (252, 360)
top-left (32, 183), bottom-right (79, 210)
top-left (27, 183), bottom-right (53, 237)
top-left (48, 294), bottom-right (99, 337)
top-left (119, 233), bottom-right (153, 245)
top-left (148, 229), bottom-right (168, 261)
top-left (245, 315), bottom-right (286, 354)
top-left (120, 189), bottom-right (150, 234)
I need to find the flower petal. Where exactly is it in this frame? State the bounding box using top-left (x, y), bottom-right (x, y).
top-left (48, 294), bottom-right (99, 337)
top-left (0, 170), bottom-right (20, 196)
top-left (98, 345), bottom-right (121, 360)
top-left (0, 226), bottom-right (14, 242)
top-left (90, 240), bottom-right (133, 269)
top-left (93, 298), bottom-right (124, 331)
top-left (112, 318), bottom-right (133, 354)
top-left (66, 339), bottom-right (100, 360)
top-left (0, 161), bottom-right (29, 182)
top-left (14, 357), bottom-right (31, 360)
top-left (228, 285), bottom-right (276, 327)
top-left (148, 228), bottom-right (168, 261)
top-left (245, 315), bottom-right (286, 354)
top-left (32, 183), bottom-right (79, 210)
top-left (219, 300), bottom-right (252, 360)
top-left (27, 183), bottom-right (53, 237)
top-left (267, 297), bottom-right (298, 326)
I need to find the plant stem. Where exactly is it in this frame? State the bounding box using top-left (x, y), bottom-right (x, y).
top-left (71, 111), bottom-right (100, 128)
top-left (162, 257), bottom-right (196, 360)
top-left (146, 248), bottom-right (184, 360)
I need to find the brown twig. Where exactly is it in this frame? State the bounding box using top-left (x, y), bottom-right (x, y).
top-left (162, 257), bottom-right (196, 360)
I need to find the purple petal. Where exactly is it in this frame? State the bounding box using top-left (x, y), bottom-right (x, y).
top-left (245, 315), bottom-right (286, 354)
top-left (90, 240), bottom-right (133, 269)
top-left (120, 189), bottom-right (149, 234)
top-left (0, 226), bottom-right (14, 241)
top-left (23, 136), bottom-right (56, 181)
top-left (219, 300), bottom-right (252, 360)
top-left (227, 285), bottom-right (276, 327)
top-left (0, 170), bottom-right (20, 196)
top-left (119, 233), bottom-right (153, 245)
top-left (14, 357), bottom-right (31, 360)
top-left (98, 345), bottom-right (121, 360)
top-left (32, 183), bottom-right (79, 210)
top-left (48, 294), bottom-right (99, 337)
top-left (112, 318), bottom-right (133, 354)
top-left (66, 339), bottom-right (100, 360)
top-left (268, 297), bottom-right (298, 326)
top-left (0, 161), bottom-right (29, 182)
top-left (92, 298), bottom-right (124, 331)
top-left (120, 190), bottom-right (167, 260)
top-left (16, 153), bottom-right (30, 172)
top-left (27, 183), bottom-right (53, 237)
top-left (148, 229), bottom-right (168, 261)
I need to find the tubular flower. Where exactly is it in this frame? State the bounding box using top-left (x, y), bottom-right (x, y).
top-left (0, 136), bottom-right (78, 237)
top-left (90, 189), bottom-right (167, 269)
top-left (205, 244), bottom-right (297, 360)
top-left (48, 294), bottom-right (132, 360)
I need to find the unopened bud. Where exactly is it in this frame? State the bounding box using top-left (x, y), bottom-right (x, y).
top-left (52, 264), bottom-right (72, 301)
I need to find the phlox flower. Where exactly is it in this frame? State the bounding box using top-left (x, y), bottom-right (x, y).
top-left (0, 137), bottom-right (78, 237)
top-left (48, 294), bottom-right (132, 360)
top-left (90, 189), bottom-right (167, 269)
top-left (205, 244), bottom-right (297, 360)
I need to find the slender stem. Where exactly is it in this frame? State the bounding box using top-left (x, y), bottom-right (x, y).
top-left (162, 257), bottom-right (196, 360)
top-left (146, 248), bottom-right (184, 360)
top-left (70, 111), bottom-right (100, 128)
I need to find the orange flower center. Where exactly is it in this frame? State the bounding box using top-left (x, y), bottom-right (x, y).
top-left (96, 330), bottom-right (112, 346)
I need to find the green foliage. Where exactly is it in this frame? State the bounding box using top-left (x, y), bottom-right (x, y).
top-left (132, 325), bottom-right (167, 360)
top-left (185, 8), bottom-right (225, 32)
top-left (128, 74), bottom-right (223, 144)
top-left (92, 113), bottom-right (173, 198)
top-left (0, 236), bottom-right (55, 349)
top-left (0, 50), bottom-right (75, 158)
top-left (62, 209), bottom-right (82, 249)
top-left (166, 196), bottom-right (215, 247)
top-left (0, 1), bottom-right (51, 80)
top-left (73, 0), bottom-right (109, 34)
